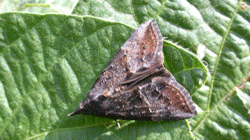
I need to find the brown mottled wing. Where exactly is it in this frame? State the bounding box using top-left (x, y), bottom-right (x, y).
top-left (100, 74), bottom-right (197, 121)
top-left (68, 20), bottom-right (197, 121)
top-left (91, 20), bottom-right (164, 96)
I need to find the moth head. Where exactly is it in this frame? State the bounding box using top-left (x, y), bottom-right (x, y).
top-left (87, 87), bottom-right (104, 99)
top-left (79, 102), bottom-right (84, 108)
top-left (67, 87), bottom-right (106, 117)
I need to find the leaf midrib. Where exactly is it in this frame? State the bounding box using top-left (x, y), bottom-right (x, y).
top-left (192, 0), bottom-right (242, 133)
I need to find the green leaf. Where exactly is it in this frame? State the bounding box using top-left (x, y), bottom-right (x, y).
top-left (0, 0), bottom-right (78, 14)
top-left (163, 41), bottom-right (207, 94)
top-left (1, 0), bottom-right (249, 139)
top-left (0, 12), bottom-right (205, 139)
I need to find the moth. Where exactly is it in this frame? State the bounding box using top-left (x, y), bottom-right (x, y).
top-left (68, 20), bottom-right (197, 125)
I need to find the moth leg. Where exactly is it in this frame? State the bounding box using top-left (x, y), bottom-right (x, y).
top-left (115, 120), bottom-right (121, 129)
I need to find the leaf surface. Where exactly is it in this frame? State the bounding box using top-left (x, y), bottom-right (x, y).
top-left (1, 0), bottom-right (250, 139)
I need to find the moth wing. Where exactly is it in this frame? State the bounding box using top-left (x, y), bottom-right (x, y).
top-left (68, 20), bottom-right (164, 117)
top-left (91, 20), bottom-right (164, 95)
top-left (102, 72), bottom-right (197, 121)
top-left (68, 20), bottom-right (197, 121)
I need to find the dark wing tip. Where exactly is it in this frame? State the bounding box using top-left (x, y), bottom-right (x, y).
top-left (67, 107), bottom-right (82, 117)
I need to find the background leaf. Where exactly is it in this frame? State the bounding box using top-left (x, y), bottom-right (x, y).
top-left (0, 0), bottom-right (249, 139)
top-left (0, 0), bottom-right (78, 14)
top-left (0, 12), bottom-right (205, 140)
